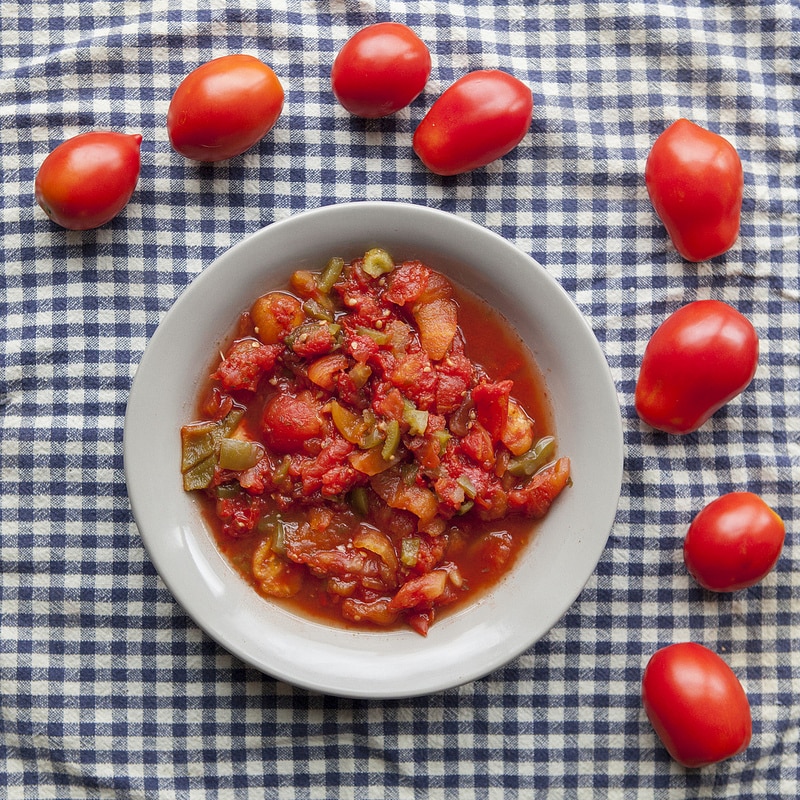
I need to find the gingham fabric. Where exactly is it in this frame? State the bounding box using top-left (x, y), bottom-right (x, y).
top-left (1, 0), bottom-right (798, 797)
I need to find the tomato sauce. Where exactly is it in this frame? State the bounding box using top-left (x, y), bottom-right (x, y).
top-left (180, 250), bottom-right (570, 635)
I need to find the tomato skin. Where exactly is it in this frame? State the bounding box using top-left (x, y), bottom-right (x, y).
top-left (635, 300), bottom-right (758, 435)
top-left (262, 392), bottom-right (322, 454)
top-left (413, 70), bottom-right (533, 176)
top-left (645, 119), bottom-right (743, 262)
top-left (642, 643), bottom-right (752, 768)
top-left (331, 22), bottom-right (431, 118)
top-left (35, 131), bottom-right (142, 230)
top-left (684, 492), bottom-right (785, 592)
top-left (167, 54), bottom-right (284, 162)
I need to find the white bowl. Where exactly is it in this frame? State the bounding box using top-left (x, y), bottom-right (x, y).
top-left (124, 201), bottom-right (623, 698)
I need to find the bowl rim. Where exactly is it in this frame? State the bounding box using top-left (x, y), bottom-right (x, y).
top-left (124, 200), bottom-right (624, 698)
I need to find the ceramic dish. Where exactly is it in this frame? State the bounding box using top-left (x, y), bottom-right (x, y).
top-left (124, 201), bottom-right (623, 698)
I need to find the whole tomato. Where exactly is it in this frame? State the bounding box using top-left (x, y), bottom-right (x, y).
top-left (642, 643), bottom-right (752, 768)
top-left (635, 299), bottom-right (758, 434)
top-left (331, 22), bottom-right (431, 118)
top-left (35, 131), bottom-right (142, 230)
top-left (684, 492), bottom-right (785, 591)
top-left (168, 54), bottom-right (284, 162)
top-left (413, 70), bottom-right (533, 176)
top-left (645, 119), bottom-right (743, 262)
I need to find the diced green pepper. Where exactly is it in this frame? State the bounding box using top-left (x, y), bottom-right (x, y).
top-left (356, 326), bottom-right (390, 345)
top-left (507, 435), bottom-right (557, 478)
top-left (316, 256), bottom-right (344, 294)
top-left (348, 486), bottom-right (370, 516)
top-left (362, 248), bottom-right (394, 278)
top-left (457, 475), bottom-right (477, 499)
top-left (401, 537), bottom-right (421, 567)
top-left (180, 408), bottom-right (244, 490)
top-left (182, 453), bottom-right (217, 492)
top-left (272, 455), bottom-right (291, 484)
top-left (403, 400), bottom-right (429, 436)
top-left (302, 297), bottom-right (335, 322)
top-left (218, 438), bottom-right (264, 471)
top-left (381, 419), bottom-right (401, 461)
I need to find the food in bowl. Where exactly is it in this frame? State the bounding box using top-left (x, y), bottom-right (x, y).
top-left (180, 248), bottom-right (571, 635)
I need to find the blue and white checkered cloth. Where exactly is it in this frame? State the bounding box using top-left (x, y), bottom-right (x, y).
top-left (2, 0), bottom-right (799, 796)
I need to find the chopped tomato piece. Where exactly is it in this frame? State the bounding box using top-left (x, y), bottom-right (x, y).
top-left (508, 457), bottom-right (571, 518)
top-left (212, 339), bottom-right (281, 393)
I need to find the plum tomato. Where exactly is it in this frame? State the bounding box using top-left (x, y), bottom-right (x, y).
top-left (167, 54), bottom-right (284, 162)
top-left (645, 119), bottom-right (744, 262)
top-left (642, 642), bottom-right (752, 768)
top-left (635, 299), bottom-right (758, 435)
top-left (412, 69), bottom-right (533, 176)
top-left (34, 131), bottom-right (142, 230)
top-left (331, 22), bottom-right (431, 118)
top-left (684, 492), bottom-right (785, 592)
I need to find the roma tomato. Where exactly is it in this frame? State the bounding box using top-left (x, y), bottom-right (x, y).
top-left (331, 22), bottom-right (431, 118)
top-left (642, 643), bottom-right (751, 768)
top-left (635, 300), bottom-right (758, 435)
top-left (645, 119), bottom-right (743, 262)
top-left (684, 492), bottom-right (785, 592)
top-left (413, 70), bottom-right (533, 176)
top-left (168, 54), bottom-right (284, 162)
top-left (35, 131), bottom-right (142, 230)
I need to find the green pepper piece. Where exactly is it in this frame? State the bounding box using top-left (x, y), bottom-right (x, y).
top-left (272, 455), bottom-right (291, 484)
top-left (401, 537), bottom-right (421, 567)
top-left (182, 453), bottom-right (217, 492)
top-left (507, 435), bottom-right (557, 478)
top-left (302, 297), bottom-right (335, 322)
top-left (457, 475), bottom-right (477, 499)
top-left (381, 419), bottom-right (401, 461)
top-left (348, 486), bottom-right (370, 516)
top-left (362, 248), bottom-right (394, 278)
top-left (218, 438), bottom-right (264, 471)
top-left (402, 400), bottom-right (429, 436)
top-left (180, 407), bottom-right (244, 486)
top-left (316, 256), bottom-right (344, 294)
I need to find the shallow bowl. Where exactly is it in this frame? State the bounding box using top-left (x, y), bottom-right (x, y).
top-left (124, 200), bottom-right (623, 698)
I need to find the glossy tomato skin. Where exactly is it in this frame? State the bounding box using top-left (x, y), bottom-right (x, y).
top-left (645, 119), bottom-right (743, 262)
top-left (635, 299), bottom-right (758, 435)
top-left (35, 131), bottom-right (142, 230)
top-left (684, 492), bottom-right (785, 591)
top-left (413, 70), bottom-right (533, 176)
top-left (642, 643), bottom-right (752, 768)
top-left (331, 22), bottom-right (431, 118)
top-left (168, 54), bottom-right (284, 162)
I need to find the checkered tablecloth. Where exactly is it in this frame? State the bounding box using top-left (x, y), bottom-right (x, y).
top-left (2, 0), bottom-right (799, 796)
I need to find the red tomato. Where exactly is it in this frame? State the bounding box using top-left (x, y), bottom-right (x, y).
top-left (413, 70), bottom-right (533, 176)
top-left (34, 131), bottom-right (142, 230)
top-left (262, 392), bottom-right (322, 453)
top-left (642, 643), bottom-right (752, 768)
top-left (167, 55), bottom-right (284, 162)
top-left (635, 300), bottom-right (758, 434)
top-left (684, 492), bottom-right (785, 591)
top-left (331, 22), bottom-right (431, 118)
top-left (645, 119), bottom-right (744, 262)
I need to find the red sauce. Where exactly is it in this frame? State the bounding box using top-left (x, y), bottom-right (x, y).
top-left (180, 251), bottom-right (570, 635)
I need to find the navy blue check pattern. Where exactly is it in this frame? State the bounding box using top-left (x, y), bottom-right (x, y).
top-left (2, 0), bottom-right (799, 796)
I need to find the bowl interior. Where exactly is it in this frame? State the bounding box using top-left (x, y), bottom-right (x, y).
top-left (124, 201), bottom-right (623, 698)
